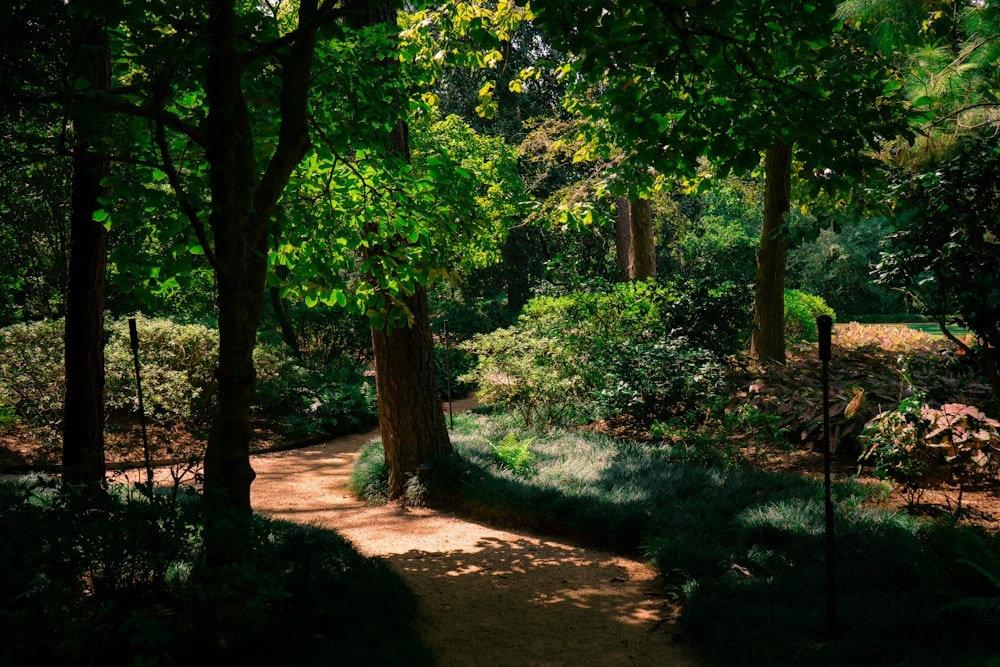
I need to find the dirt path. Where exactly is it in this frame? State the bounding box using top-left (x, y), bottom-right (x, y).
top-left (249, 411), bottom-right (707, 667)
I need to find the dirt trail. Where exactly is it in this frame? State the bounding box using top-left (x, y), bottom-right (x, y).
top-left (250, 412), bottom-right (707, 667)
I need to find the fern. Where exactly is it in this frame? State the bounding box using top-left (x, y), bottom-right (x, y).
top-left (490, 433), bottom-right (536, 475)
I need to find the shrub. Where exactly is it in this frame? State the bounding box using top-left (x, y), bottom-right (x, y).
top-left (784, 289), bottom-right (836, 344)
top-left (253, 353), bottom-right (377, 440)
top-left (0, 316), bottom-right (217, 427)
top-left (462, 281), bottom-right (727, 428)
top-left (861, 396), bottom-right (1000, 507)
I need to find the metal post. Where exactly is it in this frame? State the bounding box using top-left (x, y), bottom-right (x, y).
top-left (443, 318), bottom-right (453, 430)
top-left (128, 318), bottom-right (153, 488)
top-left (817, 314), bottom-right (836, 638)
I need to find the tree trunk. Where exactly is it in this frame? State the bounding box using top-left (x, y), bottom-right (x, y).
top-left (751, 138), bottom-right (793, 363)
top-left (372, 286), bottom-right (451, 497)
top-left (269, 265), bottom-right (301, 357)
top-left (202, 0), bottom-right (315, 566)
top-left (503, 225), bottom-right (534, 313)
top-left (615, 196), bottom-right (655, 281)
top-left (62, 8), bottom-right (109, 491)
top-left (630, 197), bottom-right (656, 280)
top-left (614, 196), bottom-right (634, 280)
top-left (351, 0), bottom-right (452, 499)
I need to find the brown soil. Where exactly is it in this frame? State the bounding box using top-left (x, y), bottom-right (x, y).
top-left (249, 399), bottom-right (706, 667)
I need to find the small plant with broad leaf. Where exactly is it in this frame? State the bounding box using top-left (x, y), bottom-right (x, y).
top-left (861, 396), bottom-right (1000, 509)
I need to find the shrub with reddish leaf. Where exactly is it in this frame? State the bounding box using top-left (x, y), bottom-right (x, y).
top-left (862, 400), bottom-right (1000, 502)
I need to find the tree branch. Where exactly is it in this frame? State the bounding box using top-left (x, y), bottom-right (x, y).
top-left (154, 114), bottom-right (218, 270)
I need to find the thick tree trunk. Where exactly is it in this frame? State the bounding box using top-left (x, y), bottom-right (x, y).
top-left (62, 10), bottom-right (109, 490)
top-left (202, 0), bottom-right (259, 565)
top-left (372, 287), bottom-right (451, 497)
top-left (351, 1), bottom-right (452, 498)
top-left (751, 138), bottom-right (793, 363)
top-left (615, 196), bottom-right (655, 281)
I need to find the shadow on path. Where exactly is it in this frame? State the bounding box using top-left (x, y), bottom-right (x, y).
top-left (250, 417), bottom-right (706, 667)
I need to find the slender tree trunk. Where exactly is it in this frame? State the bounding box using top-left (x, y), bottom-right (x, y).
top-left (62, 9), bottom-right (109, 490)
top-left (503, 226), bottom-right (533, 313)
top-left (269, 265), bottom-right (301, 357)
top-left (751, 138), bottom-right (793, 363)
top-left (630, 197), bottom-right (656, 280)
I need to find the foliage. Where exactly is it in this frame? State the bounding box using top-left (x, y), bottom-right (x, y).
top-left (862, 398), bottom-right (1000, 505)
top-left (0, 316), bottom-right (377, 441)
top-left (347, 441), bottom-right (391, 506)
top-left (784, 289), bottom-right (836, 344)
top-left (876, 135), bottom-right (1000, 395)
top-left (0, 476), bottom-right (431, 666)
top-left (786, 220), bottom-right (910, 317)
top-left (462, 281), bottom-right (730, 428)
top-left (651, 402), bottom-right (785, 469)
top-left (253, 354), bottom-right (378, 442)
top-left (490, 432), bottom-right (536, 475)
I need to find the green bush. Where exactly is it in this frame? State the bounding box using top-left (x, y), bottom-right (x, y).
top-left (784, 289), bottom-right (836, 344)
top-left (253, 353), bottom-right (377, 440)
top-left (0, 476), bottom-right (432, 666)
top-left (462, 281), bottom-right (727, 428)
top-left (0, 316), bottom-right (377, 439)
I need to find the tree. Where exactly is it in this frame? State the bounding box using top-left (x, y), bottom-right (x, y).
top-left (877, 135), bottom-right (1000, 394)
top-left (530, 0), bottom-right (910, 361)
top-left (615, 196), bottom-right (655, 281)
top-left (62, 1), bottom-right (111, 489)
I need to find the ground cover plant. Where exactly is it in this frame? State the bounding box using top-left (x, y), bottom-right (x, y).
top-left (0, 476), bottom-right (432, 667)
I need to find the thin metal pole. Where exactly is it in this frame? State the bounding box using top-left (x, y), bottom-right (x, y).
top-left (443, 318), bottom-right (453, 429)
top-left (128, 318), bottom-right (153, 488)
top-left (817, 315), bottom-right (836, 638)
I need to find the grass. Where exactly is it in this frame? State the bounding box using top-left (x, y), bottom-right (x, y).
top-left (359, 409), bottom-right (1000, 667)
top-left (0, 476), bottom-right (433, 666)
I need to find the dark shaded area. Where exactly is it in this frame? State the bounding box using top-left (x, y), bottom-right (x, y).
top-left (0, 478), bottom-right (433, 666)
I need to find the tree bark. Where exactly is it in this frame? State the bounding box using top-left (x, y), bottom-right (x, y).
top-left (351, 0), bottom-right (452, 499)
top-left (372, 287), bottom-right (451, 497)
top-left (630, 197), bottom-right (656, 280)
top-left (615, 196), bottom-right (655, 281)
top-left (269, 265), bottom-right (301, 357)
top-left (751, 138), bottom-right (793, 363)
top-left (62, 8), bottom-right (109, 490)
top-left (202, 0), bottom-right (315, 566)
